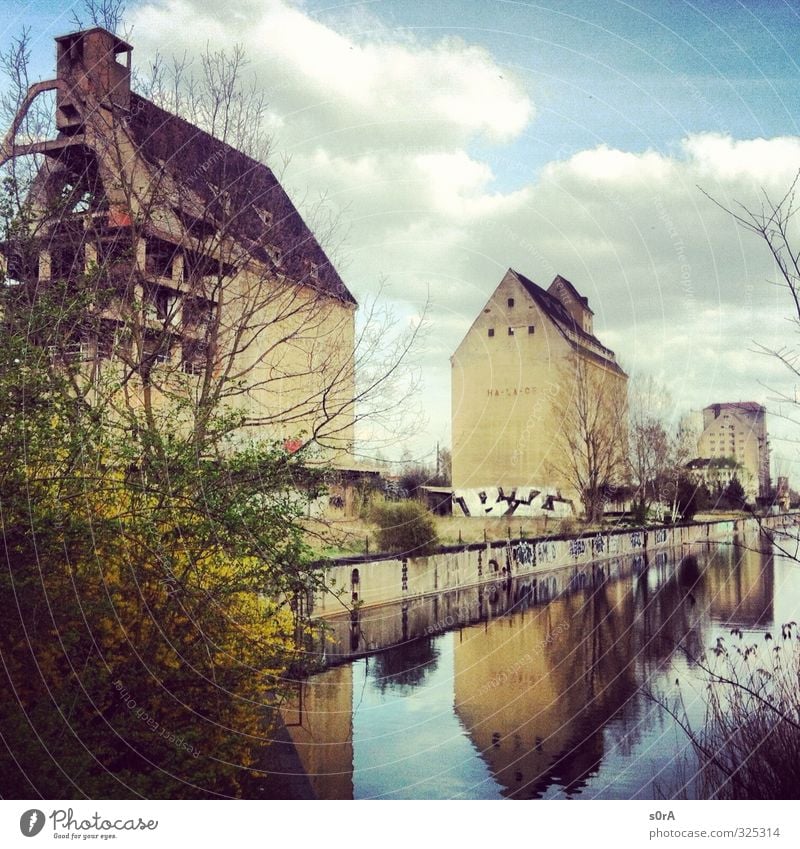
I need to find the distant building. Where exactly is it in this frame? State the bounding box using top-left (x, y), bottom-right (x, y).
top-left (694, 402), bottom-right (770, 501)
top-left (451, 269), bottom-right (627, 501)
top-left (685, 457), bottom-right (749, 497)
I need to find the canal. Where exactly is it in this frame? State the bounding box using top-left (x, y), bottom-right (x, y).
top-left (282, 534), bottom-right (800, 799)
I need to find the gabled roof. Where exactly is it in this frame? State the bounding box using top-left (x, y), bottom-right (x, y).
top-left (549, 274), bottom-right (594, 315)
top-left (510, 269), bottom-right (626, 376)
top-left (705, 401), bottom-right (764, 414)
top-left (125, 95), bottom-right (356, 304)
top-left (3, 26), bottom-right (355, 306)
top-left (687, 457), bottom-right (738, 470)
top-left (54, 27), bottom-right (132, 52)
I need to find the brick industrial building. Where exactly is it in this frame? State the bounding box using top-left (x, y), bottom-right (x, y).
top-left (0, 27), bottom-right (357, 461)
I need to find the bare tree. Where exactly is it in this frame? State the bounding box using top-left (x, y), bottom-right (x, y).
top-left (70, 0), bottom-right (127, 34)
top-left (703, 176), bottom-right (800, 422)
top-left (627, 375), bottom-right (672, 521)
top-left (0, 18), bottom-right (426, 797)
top-left (554, 353), bottom-right (628, 523)
top-left (663, 414), bottom-right (703, 522)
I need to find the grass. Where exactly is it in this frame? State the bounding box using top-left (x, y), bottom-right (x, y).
top-left (658, 622), bottom-right (800, 799)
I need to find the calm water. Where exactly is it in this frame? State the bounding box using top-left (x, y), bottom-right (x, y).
top-left (285, 537), bottom-right (800, 799)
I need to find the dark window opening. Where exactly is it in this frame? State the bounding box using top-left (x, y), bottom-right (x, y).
top-left (145, 239), bottom-right (182, 279)
top-left (182, 340), bottom-right (208, 375)
top-left (96, 324), bottom-right (121, 360)
top-left (507, 297), bottom-right (514, 307)
top-left (508, 326), bottom-right (514, 336)
top-left (142, 333), bottom-right (171, 367)
top-left (3, 243), bottom-right (37, 284)
top-left (183, 297), bottom-right (216, 333)
top-left (58, 35), bottom-right (83, 66)
top-left (488, 327), bottom-right (495, 337)
top-left (50, 244), bottom-right (82, 280)
top-left (144, 285), bottom-right (178, 324)
top-left (528, 325), bottom-right (535, 334)
top-left (172, 206), bottom-right (217, 239)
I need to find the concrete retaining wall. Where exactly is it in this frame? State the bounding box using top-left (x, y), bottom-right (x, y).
top-left (311, 514), bottom-right (796, 616)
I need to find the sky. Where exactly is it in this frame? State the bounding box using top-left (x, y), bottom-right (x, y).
top-left (3, 0), bottom-right (800, 477)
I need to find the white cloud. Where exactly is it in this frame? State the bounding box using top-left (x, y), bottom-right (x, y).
top-left (682, 133), bottom-right (800, 187)
top-left (130, 0), bottom-right (532, 154)
top-left (550, 145), bottom-right (674, 184)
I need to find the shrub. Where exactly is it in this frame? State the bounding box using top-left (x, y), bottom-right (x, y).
top-left (372, 501), bottom-right (438, 556)
top-left (656, 622), bottom-right (800, 799)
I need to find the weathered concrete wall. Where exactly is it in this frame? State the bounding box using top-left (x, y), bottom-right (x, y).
top-left (312, 514), bottom-right (795, 616)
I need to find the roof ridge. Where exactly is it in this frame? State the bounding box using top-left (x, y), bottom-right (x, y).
top-left (125, 93), bottom-right (357, 305)
top-left (510, 268), bottom-right (615, 357)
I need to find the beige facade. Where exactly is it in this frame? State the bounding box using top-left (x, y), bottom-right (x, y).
top-left (451, 269), bottom-right (626, 495)
top-left (0, 27), bottom-right (356, 462)
top-left (695, 403), bottom-right (770, 501)
top-left (453, 585), bottom-right (641, 797)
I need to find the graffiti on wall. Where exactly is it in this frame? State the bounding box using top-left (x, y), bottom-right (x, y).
top-left (569, 538), bottom-right (587, 558)
top-left (536, 540), bottom-right (559, 564)
top-left (513, 541), bottom-right (535, 566)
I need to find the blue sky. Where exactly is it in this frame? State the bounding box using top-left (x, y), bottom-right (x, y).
top-left (3, 1), bottom-right (800, 476)
top-left (9, 0), bottom-right (800, 169)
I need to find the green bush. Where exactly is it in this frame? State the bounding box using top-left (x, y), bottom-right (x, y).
top-left (372, 501), bottom-right (438, 556)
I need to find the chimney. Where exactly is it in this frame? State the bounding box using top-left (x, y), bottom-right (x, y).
top-left (54, 27), bottom-right (132, 132)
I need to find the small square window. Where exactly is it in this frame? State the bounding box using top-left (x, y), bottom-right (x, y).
top-left (528, 325), bottom-right (535, 334)
top-left (507, 297), bottom-right (515, 307)
top-left (508, 327), bottom-right (514, 336)
top-left (488, 328), bottom-right (495, 337)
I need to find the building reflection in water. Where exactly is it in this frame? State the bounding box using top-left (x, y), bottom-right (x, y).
top-left (283, 665), bottom-right (354, 801)
top-left (284, 537), bottom-right (779, 799)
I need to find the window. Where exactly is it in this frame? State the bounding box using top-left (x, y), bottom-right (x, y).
top-left (265, 244), bottom-right (282, 265)
top-left (97, 325), bottom-right (121, 360)
top-left (143, 335), bottom-right (170, 367)
top-left (508, 327), bottom-right (514, 336)
top-left (183, 297), bottom-right (216, 332)
top-left (48, 339), bottom-right (92, 364)
top-left (182, 341), bottom-right (207, 375)
top-left (528, 325), bottom-right (535, 334)
top-left (488, 328), bottom-right (495, 337)
top-left (507, 297), bottom-right (515, 308)
top-left (145, 285), bottom-right (177, 323)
